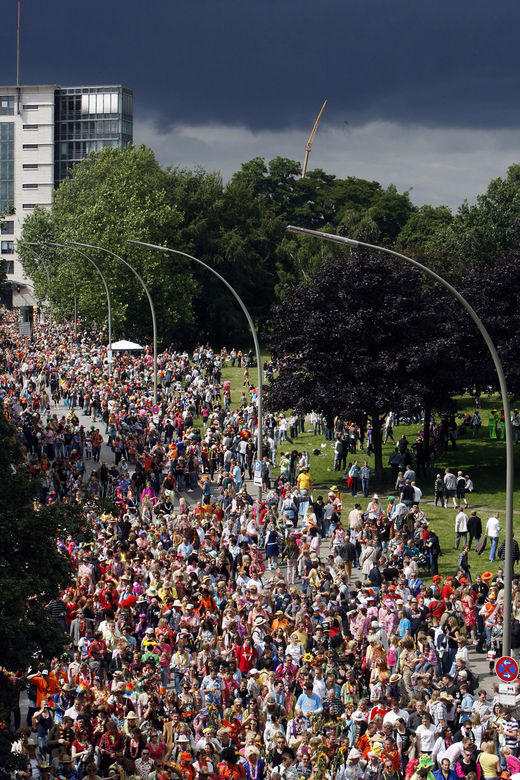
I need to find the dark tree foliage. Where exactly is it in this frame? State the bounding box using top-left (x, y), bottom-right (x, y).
top-left (460, 249), bottom-right (520, 396)
top-left (0, 410), bottom-right (90, 673)
top-left (265, 250), bottom-right (464, 478)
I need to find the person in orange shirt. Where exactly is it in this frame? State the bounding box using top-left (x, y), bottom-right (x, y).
top-left (27, 668), bottom-right (60, 708)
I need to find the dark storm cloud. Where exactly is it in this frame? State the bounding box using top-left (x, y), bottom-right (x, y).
top-left (3, 0), bottom-right (520, 131)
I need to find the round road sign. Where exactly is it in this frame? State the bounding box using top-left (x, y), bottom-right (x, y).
top-left (152, 405), bottom-right (160, 415)
top-left (496, 656), bottom-right (519, 682)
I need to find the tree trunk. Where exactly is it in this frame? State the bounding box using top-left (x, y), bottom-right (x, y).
top-left (423, 401), bottom-right (431, 457)
top-left (371, 412), bottom-right (384, 481)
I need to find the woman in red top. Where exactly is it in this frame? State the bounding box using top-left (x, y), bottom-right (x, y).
top-left (234, 637), bottom-right (257, 673)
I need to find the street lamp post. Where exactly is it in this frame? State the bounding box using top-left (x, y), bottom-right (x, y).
top-left (68, 242), bottom-right (158, 405)
top-left (25, 245), bottom-right (76, 337)
top-left (287, 224), bottom-right (515, 655)
top-left (31, 241), bottom-right (113, 376)
top-left (128, 239), bottom-right (264, 502)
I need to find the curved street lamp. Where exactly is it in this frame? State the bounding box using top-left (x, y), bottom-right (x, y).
top-left (128, 239), bottom-right (264, 502)
top-left (68, 242), bottom-right (158, 404)
top-left (25, 244), bottom-right (77, 338)
top-left (287, 224), bottom-right (515, 655)
top-left (31, 241), bottom-right (113, 377)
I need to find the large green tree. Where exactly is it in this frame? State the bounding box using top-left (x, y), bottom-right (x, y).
top-left (18, 145), bottom-right (196, 345)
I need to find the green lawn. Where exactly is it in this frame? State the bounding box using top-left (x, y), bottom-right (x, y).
top-left (215, 359), bottom-right (520, 581)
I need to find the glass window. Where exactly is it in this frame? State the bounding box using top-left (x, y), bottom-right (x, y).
top-left (1, 220), bottom-right (14, 234)
top-left (81, 94), bottom-right (89, 114)
top-left (89, 94), bottom-right (96, 114)
top-left (111, 93), bottom-right (119, 113)
top-left (1, 241), bottom-right (14, 254)
top-left (5, 260), bottom-right (14, 274)
top-left (97, 94), bottom-right (104, 114)
top-left (103, 94), bottom-right (111, 113)
top-left (0, 97), bottom-right (14, 115)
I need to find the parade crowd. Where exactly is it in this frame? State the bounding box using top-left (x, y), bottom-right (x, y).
top-left (1, 310), bottom-right (520, 780)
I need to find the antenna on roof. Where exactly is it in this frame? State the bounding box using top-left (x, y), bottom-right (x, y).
top-left (16, 1), bottom-right (21, 112)
top-left (16, 1), bottom-right (21, 86)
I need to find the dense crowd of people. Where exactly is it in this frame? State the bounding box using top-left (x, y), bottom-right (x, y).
top-left (1, 310), bottom-right (519, 780)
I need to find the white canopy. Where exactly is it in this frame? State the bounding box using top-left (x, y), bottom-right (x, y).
top-left (110, 339), bottom-right (144, 351)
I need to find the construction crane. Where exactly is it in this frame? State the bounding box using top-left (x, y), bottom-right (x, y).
top-left (302, 99), bottom-right (327, 178)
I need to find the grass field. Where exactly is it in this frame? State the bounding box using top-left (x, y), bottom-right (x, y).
top-left (212, 358), bottom-right (520, 581)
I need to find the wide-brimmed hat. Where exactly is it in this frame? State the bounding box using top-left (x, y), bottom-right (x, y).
top-left (389, 673), bottom-right (402, 683)
top-left (419, 756), bottom-right (434, 769)
top-left (481, 571), bottom-right (494, 582)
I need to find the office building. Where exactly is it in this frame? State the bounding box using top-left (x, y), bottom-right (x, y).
top-left (0, 83), bottom-right (133, 305)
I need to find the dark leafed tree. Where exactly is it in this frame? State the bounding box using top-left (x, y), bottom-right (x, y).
top-left (460, 248), bottom-right (520, 396)
top-left (264, 250), bottom-right (464, 479)
top-left (0, 408), bottom-right (90, 677)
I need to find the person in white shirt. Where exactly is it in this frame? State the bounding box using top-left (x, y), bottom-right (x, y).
top-left (454, 510), bottom-right (469, 549)
top-left (486, 511), bottom-right (501, 562)
top-left (412, 481), bottom-right (422, 503)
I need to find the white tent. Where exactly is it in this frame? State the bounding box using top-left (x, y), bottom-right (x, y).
top-left (110, 339), bottom-right (144, 351)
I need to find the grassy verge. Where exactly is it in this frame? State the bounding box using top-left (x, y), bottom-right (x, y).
top-left (213, 360), bottom-right (520, 580)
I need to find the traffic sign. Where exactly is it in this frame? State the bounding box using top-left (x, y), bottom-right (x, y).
top-left (496, 656), bottom-right (519, 682)
top-left (253, 459), bottom-right (262, 487)
top-left (152, 405), bottom-right (160, 415)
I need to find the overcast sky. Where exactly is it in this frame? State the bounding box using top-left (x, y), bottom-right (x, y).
top-left (4, 0), bottom-right (520, 208)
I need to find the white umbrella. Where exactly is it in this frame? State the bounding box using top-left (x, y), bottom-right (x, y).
top-left (110, 339), bottom-right (144, 351)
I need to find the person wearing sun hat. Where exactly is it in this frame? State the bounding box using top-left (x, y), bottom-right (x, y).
top-left (410, 755), bottom-right (435, 780)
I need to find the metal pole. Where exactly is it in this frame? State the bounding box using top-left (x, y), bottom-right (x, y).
top-left (68, 242), bottom-right (158, 405)
top-left (31, 241), bottom-right (113, 378)
top-left (128, 239), bottom-right (264, 503)
top-left (287, 224), bottom-right (515, 655)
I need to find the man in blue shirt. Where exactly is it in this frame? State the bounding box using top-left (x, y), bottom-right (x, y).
top-left (295, 681), bottom-right (323, 715)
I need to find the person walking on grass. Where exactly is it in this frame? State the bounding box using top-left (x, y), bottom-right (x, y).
top-left (454, 508), bottom-right (469, 549)
top-left (486, 511), bottom-right (501, 562)
top-left (443, 468), bottom-right (458, 509)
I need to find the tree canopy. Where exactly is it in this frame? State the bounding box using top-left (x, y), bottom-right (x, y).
top-left (264, 250), bottom-right (464, 476)
top-left (0, 409), bottom-right (90, 673)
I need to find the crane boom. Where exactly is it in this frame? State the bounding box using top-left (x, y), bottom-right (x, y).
top-left (302, 99), bottom-right (327, 178)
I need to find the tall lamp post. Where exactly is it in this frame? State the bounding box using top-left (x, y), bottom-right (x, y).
top-left (128, 239), bottom-right (264, 502)
top-left (287, 224), bottom-right (515, 655)
top-left (31, 241), bottom-right (113, 376)
top-left (68, 242), bottom-right (158, 405)
top-left (25, 244), bottom-right (77, 338)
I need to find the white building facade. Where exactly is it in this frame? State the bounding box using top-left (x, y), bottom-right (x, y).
top-left (0, 83), bottom-right (132, 307)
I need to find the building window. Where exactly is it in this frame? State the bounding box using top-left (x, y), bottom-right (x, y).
top-left (23, 104), bottom-right (39, 110)
top-left (0, 220), bottom-right (14, 234)
top-left (22, 163), bottom-right (38, 169)
top-left (4, 260), bottom-right (14, 274)
top-left (1, 241), bottom-right (14, 254)
top-left (22, 183), bottom-right (38, 189)
top-left (0, 97), bottom-right (14, 116)
top-left (23, 124), bottom-right (38, 130)
top-left (22, 204), bottom-right (35, 209)
top-left (23, 144), bottom-right (38, 150)
top-left (0, 122), bottom-right (14, 213)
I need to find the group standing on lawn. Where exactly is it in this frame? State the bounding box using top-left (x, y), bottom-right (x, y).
top-left (2, 310), bottom-right (520, 780)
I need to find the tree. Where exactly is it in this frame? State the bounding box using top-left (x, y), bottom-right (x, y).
top-left (0, 408), bottom-right (89, 675)
top-left (460, 249), bottom-right (520, 396)
top-left (18, 146), bottom-right (196, 346)
top-left (427, 164), bottom-right (520, 276)
top-left (265, 250), bottom-right (464, 479)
